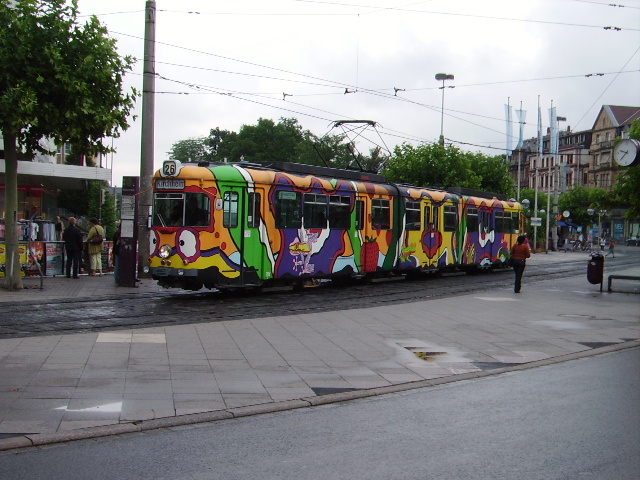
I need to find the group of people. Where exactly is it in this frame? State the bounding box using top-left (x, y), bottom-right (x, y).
top-left (61, 217), bottom-right (121, 282)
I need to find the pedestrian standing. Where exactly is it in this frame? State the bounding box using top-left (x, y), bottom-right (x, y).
top-left (62, 217), bottom-right (83, 279)
top-left (510, 235), bottom-right (531, 293)
top-left (54, 216), bottom-right (64, 241)
top-left (87, 218), bottom-right (105, 276)
top-left (608, 241), bottom-right (615, 258)
top-left (112, 223), bottom-right (122, 285)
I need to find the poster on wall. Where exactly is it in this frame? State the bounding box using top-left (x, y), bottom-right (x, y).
top-left (24, 242), bottom-right (44, 275)
top-left (0, 244), bottom-right (28, 277)
top-left (45, 242), bottom-right (64, 276)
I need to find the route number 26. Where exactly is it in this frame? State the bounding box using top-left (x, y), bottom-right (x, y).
top-left (162, 160), bottom-right (181, 177)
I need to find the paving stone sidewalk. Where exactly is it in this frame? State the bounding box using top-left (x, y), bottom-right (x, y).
top-left (0, 249), bottom-right (638, 448)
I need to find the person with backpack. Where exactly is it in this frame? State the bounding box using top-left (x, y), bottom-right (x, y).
top-left (87, 218), bottom-right (105, 276)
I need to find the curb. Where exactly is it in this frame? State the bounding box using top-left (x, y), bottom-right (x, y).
top-left (2, 339), bottom-right (638, 452)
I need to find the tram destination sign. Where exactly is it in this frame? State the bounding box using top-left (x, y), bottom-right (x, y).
top-left (156, 179), bottom-right (185, 190)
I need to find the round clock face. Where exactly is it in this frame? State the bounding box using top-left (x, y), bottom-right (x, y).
top-left (613, 139), bottom-right (640, 167)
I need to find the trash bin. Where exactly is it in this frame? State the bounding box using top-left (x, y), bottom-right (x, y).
top-left (587, 252), bottom-right (604, 287)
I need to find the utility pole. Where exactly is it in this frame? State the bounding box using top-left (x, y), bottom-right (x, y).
top-left (138, 0), bottom-right (156, 277)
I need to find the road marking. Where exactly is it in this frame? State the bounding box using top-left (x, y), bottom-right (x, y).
top-left (96, 333), bottom-right (166, 343)
top-left (474, 297), bottom-right (520, 302)
top-left (56, 401), bottom-right (123, 412)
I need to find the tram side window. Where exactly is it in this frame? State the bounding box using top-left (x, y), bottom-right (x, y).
top-left (304, 193), bottom-right (328, 228)
top-left (498, 211), bottom-right (515, 234)
top-left (406, 201), bottom-right (421, 231)
top-left (355, 200), bottom-right (365, 230)
top-left (329, 195), bottom-right (351, 229)
top-left (248, 192), bottom-right (261, 228)
top-left (480, 210), bottom-right (493, 231)
top-left (506, 212), bottom-right (517, 234)
top-left (444, 205), bottom-right (457, 232)
top-left (466, 207), bottom-right (478, 232)
top-left (433, 206), bottom-right (440, 231)
top-left (223, 192), bottom-right (238, 228)
top-left (275, 191), bottom-right (301, 229)
top-left (372, 198), bottom-right (391, 230)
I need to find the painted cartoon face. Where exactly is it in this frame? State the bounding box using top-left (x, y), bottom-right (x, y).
top-left (176, 228), bottom-right (200, 262)
top-left (150, 228), bottom-right (201, 264)
top-left (149, 230), bottom-right (160, 257)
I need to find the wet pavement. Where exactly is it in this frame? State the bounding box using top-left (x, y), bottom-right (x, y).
top-left (0, 248), bottom-right (638, 450)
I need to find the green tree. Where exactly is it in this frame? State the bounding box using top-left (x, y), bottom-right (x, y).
top-left (169, 118), bottom-right (385, 171)
top-left (100, 189), bottom-right (117, 240)
top-left (205, 127), bottom-right (231, 160)
top-left (217, 117), bottom-right (304, 163)
top-left (558, 186), bottom-right (610, 231)
top-left (1, 0), bottom-right (137, 290)
top-left (468, 153), bottom-right (515, 196)
top-left (612, 119), bottom-right (640, 218)
top-left (167, 137), bottom-right (212, 163)
top-left (383, 142), bottom-right (481, 189)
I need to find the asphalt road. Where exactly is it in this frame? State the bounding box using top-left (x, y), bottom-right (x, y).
top-left (2, 347), bottom-right (638, 479)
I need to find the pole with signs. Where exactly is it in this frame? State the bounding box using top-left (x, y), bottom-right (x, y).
top-left (119, 177), bottom-right (140, 287)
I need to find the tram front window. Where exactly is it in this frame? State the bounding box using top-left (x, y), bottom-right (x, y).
top-left (153, 193), bottom-right (211, 227)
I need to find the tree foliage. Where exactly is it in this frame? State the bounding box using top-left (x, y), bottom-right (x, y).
top-left (469, 153), bottom-right (515, 195)
top-left (558, 185), bottom-right (610, 230)
top-left (167, 137), bottom-right (213, 163)
top-left (167, 118), bottom-right (381, 169)
top-left (382, 142), bottom-right (513, 195)
top-left (0, 0), bottom-right (137, 155)
top-left (383, 142), bottom-right (480, 189)
top-left (1, 0), bottom-right (137, 290)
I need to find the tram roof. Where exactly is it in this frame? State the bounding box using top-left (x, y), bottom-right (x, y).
top-left (210, 161), bottom-right (388, 184)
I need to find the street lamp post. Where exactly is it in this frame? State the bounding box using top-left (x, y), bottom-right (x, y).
top-left (435, 73), bottom-right (454, 146)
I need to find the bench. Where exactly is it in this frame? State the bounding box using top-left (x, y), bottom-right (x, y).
top-left (607, 275), bottom-right (640, 292)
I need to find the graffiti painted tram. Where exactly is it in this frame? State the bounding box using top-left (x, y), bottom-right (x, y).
top-left (148, 160), bottom-right (524, 291)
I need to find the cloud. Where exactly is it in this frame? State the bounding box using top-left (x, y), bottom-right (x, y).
top-left (78, 0), bottom-right (640, 185)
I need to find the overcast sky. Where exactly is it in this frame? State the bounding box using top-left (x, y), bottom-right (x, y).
top-left (76, 0), bottom-right (640, 186)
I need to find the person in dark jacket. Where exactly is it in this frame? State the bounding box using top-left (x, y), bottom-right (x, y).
top-left (62, 217), bottom-right (84, 278)
top-left (112, 223), bottom-right (122, 285)
top-left (510, 235), bottom-right (531, 293)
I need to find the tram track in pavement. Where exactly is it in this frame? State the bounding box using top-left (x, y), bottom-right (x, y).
top-left (1, 255), bottom-right (637, 338)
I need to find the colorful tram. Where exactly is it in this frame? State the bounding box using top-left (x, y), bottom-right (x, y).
top-left (148, 160), bottom-right (524, 291)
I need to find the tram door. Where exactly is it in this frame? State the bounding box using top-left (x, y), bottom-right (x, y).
top-left (423, 202), bottom-right (440, 267)
top-left (222, 187), bottom-right (265, 286)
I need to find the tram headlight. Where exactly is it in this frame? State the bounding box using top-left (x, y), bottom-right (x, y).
top-left (159, 244), bottom-right (172, 259)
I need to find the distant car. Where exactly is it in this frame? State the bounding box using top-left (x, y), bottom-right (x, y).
top-left (626, 237), bottom-right (640, 246)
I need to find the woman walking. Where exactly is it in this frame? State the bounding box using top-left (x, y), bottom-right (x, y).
top-left (511, 235), bottom-right (531, 293)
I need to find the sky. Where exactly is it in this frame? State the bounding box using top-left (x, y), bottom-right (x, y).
top-left (75, 0), bottom-right (640, 187)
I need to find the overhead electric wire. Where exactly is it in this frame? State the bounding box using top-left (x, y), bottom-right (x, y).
top-left (293, 0), bottom-right (640, 31)
top-left (574, 44), bottom-right (640, 129)
top-left (89, 5), bottom-right (639, 154)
